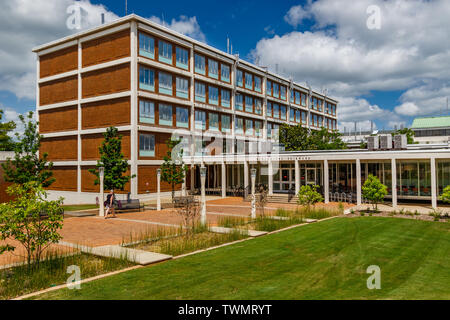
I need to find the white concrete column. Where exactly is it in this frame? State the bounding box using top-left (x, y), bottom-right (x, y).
top-left (221, 162), bottom-right (226, 198)
top-left (431, 157), bottom-right (437, 209)
top-left (182, 175), bottom-right (187, 197)
top-left (356, 159), bottom-right (362, 205)
top-left (99, 168), bottom-right (105, 217)
top-left (200, 166), bottom-right (207, 225)
top-left (324, 159), bottom-right (329, 203)
top-left (251, 168), bottom-right (256, 219)
top-left (295, 160), bottom-right (300, 195)
top-left (244, 160), bottom-right (249, 197)
top-left (157, 169), bottom-right (161, 211)
top-left (268, 160), bottom-right (273, 195)
top-left (391, 158), bottom-right (397, 208)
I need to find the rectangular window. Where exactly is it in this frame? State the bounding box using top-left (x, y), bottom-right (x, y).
top-left (139, 33), bottom-right (154, 59)
top-left (295, 91), bottom-right (300, 105)
top-left (158, 104), bottom-right (173, 126)
top-left (290, 90), bottom-right (294, 103)
top-left (159, 72), bottom-right (172, 95)
top-left (245, 119), bottom-right (254, 136)
top-left (254, 76), bottom-right (261, 93)
top-left (221, 64), bottom-right (230, 82)
top-left (318, 99), bottom-right (323, 112)
top-left (273, 124), bottom-right (280, 139)
top-left (221, 114), bottom-right (231, 133)
top-left (176, 77), bottom-right (189, 99)
top-left (245, 96), bottom-right (253, 113)
top-left (235, 117), bottom-right (244, 135)
top-left (208, 59), bottom-right (219, 79)
top-left (235, 93), bottom-right (243, 111)
top-left (139, 133), bottom-right (155, 157)
top-left (290, 108), bottom-right (295, 122)
top-left (280, 105), bottom-right (287, 120)
top-left (236, 69), bottom-right (243, 87)
top-left (176, 107), bottom-right (189, 128)
top-left (267, 80), bottom-right (272, 96)
top-left (195, 82), bottom-right (206, 102)
top-left (273, 83), bottom-right (279, 98)
top-left (139, 100), bottom-right (155, 124)
top-left (194, 54), bottom-right (205, 75)
top-left (221, 89), bottom-right (231, 108)
top-left (158, 40), bottom-right (172, 65)
top-left (267, 123), bottom-right (272, 138)
top-left (296, 110), bottom-right (301, 123)
top-left (301, 93), bottom-right (307, 106)
top-left (245, 72), bottom-right (253, 90)
top-left (280, 86), bottom-right (286, 100)
top-left (209, 112), bottom-right (219, 131)
top-left (176, 46), bottom-right (189, 70)
top-left (273, 104), bottom-right (279, 119)
top-left (267, 102), bottom-right (272, 117)
top-left (208, 86), bottom-right (219, 105)
top-left (254, 98), bottom-right (262, 115)
top-left (139, 66), bottom-right (155, 91)
top-left (255, 121), bottom-right (262, 137)
top-left (302, 111), bottom-right (307, 124)
top-left (195, 110), bottom-right (206, 130)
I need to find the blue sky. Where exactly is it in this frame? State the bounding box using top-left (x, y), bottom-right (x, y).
top-left (1, 0), bottom-right (449, 133)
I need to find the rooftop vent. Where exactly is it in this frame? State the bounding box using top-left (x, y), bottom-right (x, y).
top-left (379, 134), bottom-right (393, 150)
top-left (394, 134), bottom-right (407, 150)
top-left (367, 136), bottom-right (379, 151)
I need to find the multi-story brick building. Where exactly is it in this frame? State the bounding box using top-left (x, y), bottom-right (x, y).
top-left (33, 14), bottom-right (338, 204)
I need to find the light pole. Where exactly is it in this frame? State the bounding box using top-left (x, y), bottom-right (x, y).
top-left (200, 166), bottom-right (207, 225)
top-left (251, 168), bottom-right (256, 219)
top-left (99, 166), bottom-right (105, 217)
top-left (157, 168), bottom-right (161, 211)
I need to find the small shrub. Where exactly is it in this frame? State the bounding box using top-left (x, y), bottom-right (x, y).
top-left (338, 202), bottom-right (345, 214)
top-left (360, 212), bottom-right (365, 216)
top-left (297, 185), bottom-right (323, 208)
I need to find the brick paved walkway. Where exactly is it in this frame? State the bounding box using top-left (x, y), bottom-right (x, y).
top-left (0, 197), bottom-right (352, 267)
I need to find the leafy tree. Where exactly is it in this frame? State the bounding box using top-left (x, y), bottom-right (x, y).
top-left (2, 111), bottom-right (54, 188)
top-left (0, 182), bottom-right (64, 269)
top-left (161, 138), bottom-right (188, 202)
top-left (440, 185), bottom-right (450, 203)
top-left (280, 124), bottom-right (347, 151)
top-left (0, 109), bottom-right (16, 151)
top-left (297, 184), bottom-right (324, 208)
top-left (89, 127), bottom-right (135, 191)
top-left (362, 174), bottom-right (387, 211)
top-left (391, 127), bottom-right (417, 144)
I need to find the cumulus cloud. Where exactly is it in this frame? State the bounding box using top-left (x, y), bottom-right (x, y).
top-left (284, 5), bottom-right (311, 27)
top-left (252, 0), bottom-right (450, 129)
top-left (147, 15), bottom-right (206, 42)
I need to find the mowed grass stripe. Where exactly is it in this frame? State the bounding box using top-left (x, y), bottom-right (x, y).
top-left (33, 217), bottom-right (450, 300)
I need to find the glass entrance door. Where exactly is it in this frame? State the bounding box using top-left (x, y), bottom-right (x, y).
top-left (306, 168), bottom-right (316, 185)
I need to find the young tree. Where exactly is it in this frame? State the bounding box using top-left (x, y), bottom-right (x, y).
top-left (440, 185), bottom-right (450, 203)
top-left (0, 109), bottom-right (16, 151)
top-left (160, 138), bottom-right (188, 202)
top-left (297, 184), bottom-right (324, 208)
top-left (0, 182), bottom-right (64, 269)
top-left (2, 111), bottom-right (54, 188)
top-left (362, 174), bottom-right (388, 211)
top-left (89, 127), bottom-right (135, 191)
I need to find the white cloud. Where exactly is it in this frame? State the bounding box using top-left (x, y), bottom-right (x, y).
top-left (284, 5), bottom-right (310, 27)
top-left (253, 0), bottom-right (450, 129)
top-left (147, 15), bottom-right (206, 42)
top-left (0, 0), bottom-right (119, 101)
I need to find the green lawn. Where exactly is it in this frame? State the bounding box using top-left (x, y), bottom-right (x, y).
top-left (34, 217), bottom-right (450, 300)
top-left (62, 204), bottom-right (98, 212)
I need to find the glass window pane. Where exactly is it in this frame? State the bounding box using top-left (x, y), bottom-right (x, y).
top-left (159, 104), bottom-right (173, 126)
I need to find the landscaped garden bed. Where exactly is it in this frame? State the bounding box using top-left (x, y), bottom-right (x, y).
top-left (125, 224), bottom-right (248, 256)
top-left (0, 251), bottom-right (135, 300)
top-left (346, 207), bottom-right (450, 222)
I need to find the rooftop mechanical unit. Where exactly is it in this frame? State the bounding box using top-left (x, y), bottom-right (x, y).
top-left (394, 134), bottom-right (407, 150)
top-left (379, 134), bottom-right (393, 150)
top-left (367, 136), bottom-right (379, 151)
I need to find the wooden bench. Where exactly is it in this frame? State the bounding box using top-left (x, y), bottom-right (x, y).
top-left (114, 199), bottom-right (144, 213)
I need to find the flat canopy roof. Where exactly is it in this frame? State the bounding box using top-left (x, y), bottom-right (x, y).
top-left (412, 116), bottom-right (450, 129)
